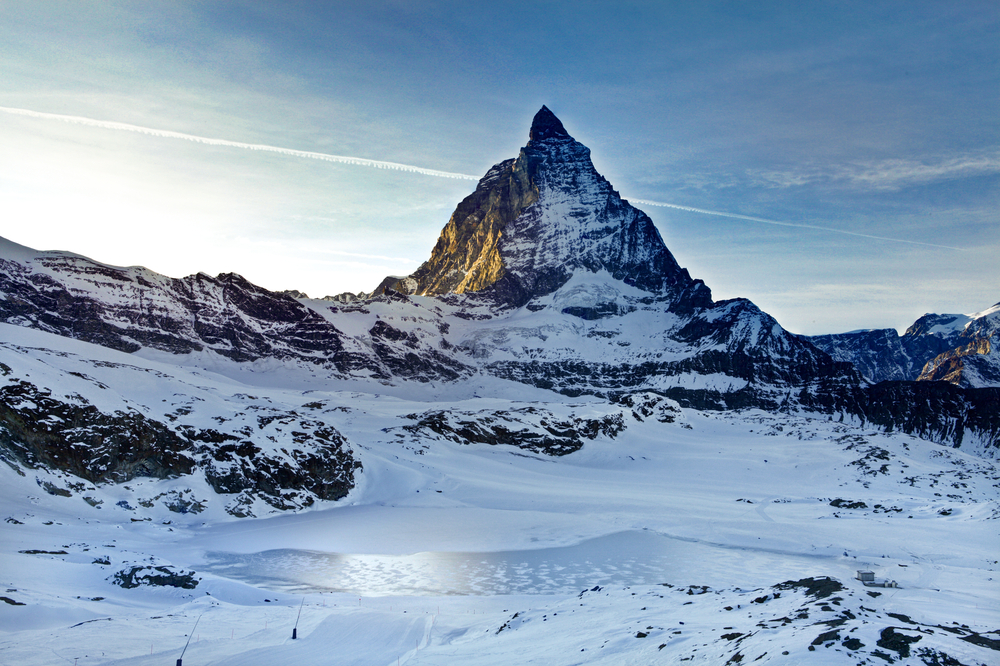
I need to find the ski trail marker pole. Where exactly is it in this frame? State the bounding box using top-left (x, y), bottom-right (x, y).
top-left (293, 596), bottom-right (305, 639)
top-left (176, 614), bottom-right (202, 666)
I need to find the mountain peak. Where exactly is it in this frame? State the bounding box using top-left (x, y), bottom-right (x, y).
top-left (528, 105), bottom-right (569, 142)
top-left (379, 107), bottom-right (710, 311)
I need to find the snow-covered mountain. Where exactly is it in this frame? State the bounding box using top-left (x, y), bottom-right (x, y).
top-left (381, 106), bottom-right (710, 310)
top-left (809, 303), bottom-right (1000, 388)
top-left (2, 106), bottom-right (998, 666)
top-left (2, 108), bottom-right (999, 503)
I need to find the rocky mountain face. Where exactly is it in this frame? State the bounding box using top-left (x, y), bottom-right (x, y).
top-left (380, 106), bottom-right (711, 313)
top-left (917, 304), bottom-right (1000, 387)
top-left (370, 107), bottom-right (863, 412)
top-left (0, 237), bottom-right (470, 383)
top-left (1, 107), bottom-right (998, 514)
top-left (808, 304), bottom-right (1000, 389)
top-left (0, 334), bottom-right (361, 516)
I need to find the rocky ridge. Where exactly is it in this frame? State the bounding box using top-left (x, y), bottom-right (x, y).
top-left (809, 304), bottom-right (1000, 389)
top-left (380, 106), bottom-right (711, 312)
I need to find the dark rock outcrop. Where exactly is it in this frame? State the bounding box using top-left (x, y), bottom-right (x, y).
top-left (0, 378), bottom-right (195, 483)
top-left (113, 566), bottom-right (200, 589)
top-left (401, 405), bottom-right (626, 456)
top-left (0, 373), bottom-right (361, 509)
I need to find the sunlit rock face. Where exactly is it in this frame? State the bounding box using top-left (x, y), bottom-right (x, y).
top-left (917, 304), bottom-right (1000, 388)
top-left (382, 106), bottom-right (711, 311)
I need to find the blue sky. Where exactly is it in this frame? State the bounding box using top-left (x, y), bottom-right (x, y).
top-left (1, 1), bottom-right (997, 334)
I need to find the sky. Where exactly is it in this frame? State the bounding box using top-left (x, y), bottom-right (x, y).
top-left (1, 1), bottom-right (997, 335)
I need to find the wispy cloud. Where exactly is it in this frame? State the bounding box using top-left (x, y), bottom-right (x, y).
top-left (0, 106), bottom-right (479, 181)
top-left (750, 150), bottom-right (1000, 190)
top-left (2, 104), bottom-right (974, 255)
top-left (632, 199), bottom-right (967, 251)
top-left (836, 153), bottom-right (1000, 189)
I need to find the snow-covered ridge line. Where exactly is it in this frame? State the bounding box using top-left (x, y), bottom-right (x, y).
top-left (808, 303), bottom-right (1000, 388)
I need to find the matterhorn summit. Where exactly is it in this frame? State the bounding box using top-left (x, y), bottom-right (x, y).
top-left (383, 106), bottom-right (712, 312)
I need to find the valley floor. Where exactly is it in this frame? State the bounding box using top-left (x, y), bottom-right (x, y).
top-left (1, 348), bottom-right (998, 664)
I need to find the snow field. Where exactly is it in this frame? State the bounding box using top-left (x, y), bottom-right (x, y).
top-left (1, 325), bottom-right (998, 664)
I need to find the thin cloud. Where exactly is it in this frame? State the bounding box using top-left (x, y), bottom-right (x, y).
top-left (631, 199), bottom-right (967, 251)
top-left (752, 151), bottom-right (1000, 190)
top-left (0, 106), bottom-right (479, 181)
top-left (837, 153), bottom-right (1000, 189)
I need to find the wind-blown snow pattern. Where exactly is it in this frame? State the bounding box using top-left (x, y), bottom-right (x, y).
top-left (1, 107), bottom-right (999, 665)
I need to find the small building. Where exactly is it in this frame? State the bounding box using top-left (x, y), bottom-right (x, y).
top-left (856, 570), bottom-right (900, 588)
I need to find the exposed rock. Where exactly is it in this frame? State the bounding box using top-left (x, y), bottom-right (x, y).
top-left (0, 374), bottom-right (361, 509)
top-left (378, 106), bottom-right (711, 313)
top-left (112, 565), bottom-right (199, 589)
top-left (401, 405), bottom-right (626, 456)
top-left (0, 246), bottom-right (348, 364)
top-left (809, 303), bottom-right (1000, 388)
top-left (859, 381), bottom-right (1000, 454)
top-left (919, 308), bottom-right (1000, 387)
top-left (0, 379), bottom-right (195, 483)
top-left (876, 626), bottom-right (922, 658)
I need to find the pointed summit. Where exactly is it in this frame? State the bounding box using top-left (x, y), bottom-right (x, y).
top-left (378, 107), bottom-right (711, 311)
top-left (528, 105), bottom-right (570, 142)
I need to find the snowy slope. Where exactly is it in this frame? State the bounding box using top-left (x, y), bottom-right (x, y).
top-left (1, 322), bottom-right (997, 665)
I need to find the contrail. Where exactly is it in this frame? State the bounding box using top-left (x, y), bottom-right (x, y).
top-left (631, 199), bottom-right (966, 251)
top-left (0, 105), bottom-right (478, 181)
top-left (4, 105), bottom-right (965, 251)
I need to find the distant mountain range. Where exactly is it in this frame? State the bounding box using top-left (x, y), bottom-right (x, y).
top-left (807, 304), bottom-right (1000, 388)
top-left (1, 107), bottom-right (997, 512)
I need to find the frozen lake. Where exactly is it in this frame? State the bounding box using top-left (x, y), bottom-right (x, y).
top-left (201, 528), bottom-right (848, 596)
top-left (203, 530), bottom-right (691, 596)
